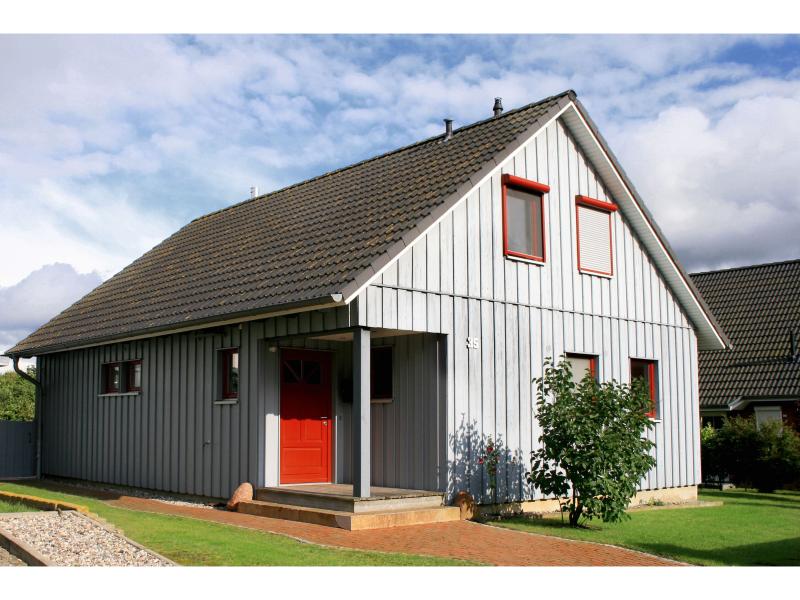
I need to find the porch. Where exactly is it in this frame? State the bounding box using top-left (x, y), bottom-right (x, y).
top-left (238, 483), bottom-right (459, 530)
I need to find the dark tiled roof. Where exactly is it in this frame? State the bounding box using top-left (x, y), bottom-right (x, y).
top-left (9, 92), bottom-right (571, 355)
top-left (691, 259), bottom-right (800, 408)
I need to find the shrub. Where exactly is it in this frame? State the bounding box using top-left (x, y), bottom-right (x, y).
top-left (0, 368), bottom-right (36, 421)
top-left (703, 416), bottom-right (800, 492)
top-left (527, 356), bottom-right (656, 527)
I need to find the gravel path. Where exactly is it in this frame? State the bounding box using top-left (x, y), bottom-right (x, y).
top-left (0, 546), bottom-right (25, 566)
top-left (0, 512), bottom-right (171, 566)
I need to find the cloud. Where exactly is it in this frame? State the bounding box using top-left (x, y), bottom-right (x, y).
top-left (0, 263), bottom-right (102, 353)
top-left (612, 94), bottom-right (800, 270)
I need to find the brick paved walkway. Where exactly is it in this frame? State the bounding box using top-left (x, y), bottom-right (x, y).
top-left (15, 482), bottom-right (678, 566)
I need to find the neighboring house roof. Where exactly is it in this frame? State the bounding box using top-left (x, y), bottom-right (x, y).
top-left (7, 90), bottom-right (727, 357)
top-left (691, 259), bottom-right (800, 410)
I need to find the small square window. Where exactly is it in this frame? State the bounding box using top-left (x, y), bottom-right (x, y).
top-left (565, 353), bottom-right (598, 383)
top-left (631, 358), bottom-right (658, 418)
top-left (502, 174), bottom-right (549, 262)
top-left (371, 346), bottom-right (393, 402)
top-left (221, 349), bottom-right (239, 399)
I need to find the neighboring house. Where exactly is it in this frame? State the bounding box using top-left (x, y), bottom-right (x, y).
top-left (5, 90), bottom-right (728, 506)
top-left (691, 259), bottom-right (800, 431)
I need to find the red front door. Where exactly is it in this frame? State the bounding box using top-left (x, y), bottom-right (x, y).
top-left (280, 349), bottom-right (333, 484)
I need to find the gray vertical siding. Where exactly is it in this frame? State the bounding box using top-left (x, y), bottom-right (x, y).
top-left (37, 116), bottom-right (701, 504)
top-left (358, 118), bottom-right (701, 502)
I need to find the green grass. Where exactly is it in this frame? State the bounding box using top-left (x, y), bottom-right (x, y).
top-left (0, 498), bottom-right (38, 513)
top-left (493, 489), bottom-right (800, 566)
top-left (0, 482), bottom-right (471, 566)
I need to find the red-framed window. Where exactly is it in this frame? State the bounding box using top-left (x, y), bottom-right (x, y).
top-left (565, 353), bottom-right (598, 383)
top-left (575, 195), bottom-right (617, 277)
top-left (370, 346), bottom-right (393, 402)
top-left (630, 358), bottom-right (658, 418)
top-left (502, 174), bottom-right (550, 262)
top-left (127, 360), bottom-right (142, 392)
top-left (221, 348), bottom-right (240, 399)
top-left (103, 363), bottom-right (121, 394)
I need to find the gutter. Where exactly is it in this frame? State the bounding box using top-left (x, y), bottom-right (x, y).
top-left (12, 356), bottom-right (42, 479)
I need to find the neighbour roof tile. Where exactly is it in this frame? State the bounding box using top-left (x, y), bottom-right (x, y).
top-left (691, 259), bottom-right (800, 408)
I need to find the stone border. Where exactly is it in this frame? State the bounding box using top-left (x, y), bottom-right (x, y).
top-left (0, 518), bottom-right (53, 566)
top-left (0, 490), bottom-right (89, 513)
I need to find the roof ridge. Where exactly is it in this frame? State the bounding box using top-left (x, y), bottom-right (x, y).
top-left (691, 257), bottom-right (800, 277)
top-left (193, 90), bottom-right (576, 224)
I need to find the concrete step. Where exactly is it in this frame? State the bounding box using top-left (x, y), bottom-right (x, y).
top-left (255, 487), bottom-right (445, 514)
top-left (238, 499), bottom-right (461, 530)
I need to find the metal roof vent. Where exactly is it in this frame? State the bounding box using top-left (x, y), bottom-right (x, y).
top-left (443, 118), bottom-right (453, 141)
top-left (493, 97), bottom-right (503, 117)
top-left (250, 186), bottom-right (259, 199)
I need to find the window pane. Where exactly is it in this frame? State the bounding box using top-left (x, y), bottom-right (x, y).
top-left (107, 364), bottom-right (120, 392)
top-left (566, 355), bottom-right (594, 382)
top-left (282, 359), bottom-right (301, 384)
top-left (506, 187), bottom-right (543, 258)
top-left (131, 362), bottom-right (141, 389)
top-left (303, 360), bottom-right (321, 385)
top-left (371, 347), bottom-right (393, 400)
top-left (631, 359), bottom-right (656, 417)
top-left (228, 351), bottom-right (239, 395)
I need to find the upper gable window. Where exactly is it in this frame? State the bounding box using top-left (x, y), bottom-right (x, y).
top-left (576, 195), bottom-right (617, 277)
top-left (502, 174), bottom-right (550, 262)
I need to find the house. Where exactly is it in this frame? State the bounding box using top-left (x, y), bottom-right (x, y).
top-left (5, 91), bottom-right (728, 511)
top-left (691, 259), bottom-right (800, 431)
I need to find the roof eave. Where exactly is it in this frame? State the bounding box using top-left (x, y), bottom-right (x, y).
top-left (5, 293), bottom-right (345, 358)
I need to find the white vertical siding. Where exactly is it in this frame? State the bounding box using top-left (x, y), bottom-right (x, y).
top-left (363, 117), bottom-right (701, 501)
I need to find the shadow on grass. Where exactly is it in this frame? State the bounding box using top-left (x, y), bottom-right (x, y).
top-left (635, 537), bottom-right (800, 567)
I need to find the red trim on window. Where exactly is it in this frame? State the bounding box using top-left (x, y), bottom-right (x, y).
top-left (575, 195), bottom-right (618, 212)
top-left (575, 196), bottom-right (615, 277)
top-left (567, 353), bottom-right (599, 382)
top-left (127, 360), bottom-right (142, 392)
top-left (501, 174), bottom-right (548, 263)
top-left (104, 363), bottom-right (121, 394)
top-left (222, 349), bottom-right (239, 399)
top-left (631, 359), bottom-right (658, 418)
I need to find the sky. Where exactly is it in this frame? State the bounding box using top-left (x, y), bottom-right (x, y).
top-left (1, 34), bottom-right (800, 356)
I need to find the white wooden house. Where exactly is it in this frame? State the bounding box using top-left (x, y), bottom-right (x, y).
top-left (6, 91), bottom-right (727, 513)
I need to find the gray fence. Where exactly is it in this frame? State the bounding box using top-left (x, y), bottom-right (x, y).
top-left (0, 421), bottom-right (36, 479)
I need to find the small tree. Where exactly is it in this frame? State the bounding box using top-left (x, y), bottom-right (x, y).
top-left (527, 356), bottom-right (656, 527)
top-left (0, 368), bottom-right (36, 421)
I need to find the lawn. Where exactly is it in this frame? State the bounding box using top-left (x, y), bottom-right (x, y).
top-left (0, 482), bottom-right (470, 566)
top-left (493, 489), bottom-right (800, 566)
top-left (0, 498), bottom-right (37, 513)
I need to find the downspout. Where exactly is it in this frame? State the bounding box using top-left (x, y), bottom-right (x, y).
top-left (12, 356), bottom-right (42, 479)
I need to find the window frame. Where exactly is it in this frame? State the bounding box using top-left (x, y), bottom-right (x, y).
top-left (502, 174), bottom-right (550, 263)
top-left (565, 352), bottom-right (599, 383)
top-left (630, 358), bottom-right (658, 419)
top-left (221, 348), bottom-right (240, 400)
top-left (370, 346), bottom-right (393, 403)
top-left (127, 360), bottom-right (142, 393)
top-left (575, 195), bottom-right (617, 277)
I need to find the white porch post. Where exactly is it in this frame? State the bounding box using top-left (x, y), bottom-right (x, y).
top-left (352, 327), bottom-right (371, 498)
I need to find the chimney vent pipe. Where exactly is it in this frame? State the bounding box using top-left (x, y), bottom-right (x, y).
top-left (443, 118), bottom-right (453, 141)
top-left (250, 186), bottom-right (259, 199)
top-left (493, 97), bottom-right (503, 117)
